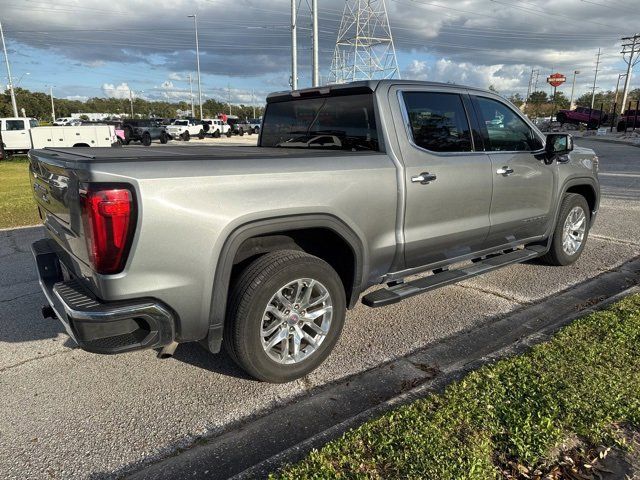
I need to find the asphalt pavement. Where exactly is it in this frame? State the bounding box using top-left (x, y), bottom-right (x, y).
top-left (0, 138), bottom-right (638, 479)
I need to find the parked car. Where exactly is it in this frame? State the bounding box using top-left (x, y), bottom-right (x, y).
top-left (1, 117), bottom-right (118, 154)
top-left (165, 119), bottom-right (205, 141)
top-left (29, 80), bottom-right (599, 383)
top-left (53, 117), bottom-right (81, 126)
top-left (203, 118), bottom-right (231, 138)
top-left (248, 118), bottom-right (262, 134)
top-left (556, 107), bottom-right (608, 129)
top-left (120, 119), bottom-right (168, 146)
top-left (223, 115), bottom-right (252, 136)
top-left (616, 109), bottom-right (640, 132)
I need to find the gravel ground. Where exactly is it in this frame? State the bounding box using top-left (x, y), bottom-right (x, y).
top-left (0, 139), bottom-right (638, 479)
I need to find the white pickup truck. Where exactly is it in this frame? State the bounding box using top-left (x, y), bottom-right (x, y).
top-left (1, 117), bottom-right (118, 155)
top-left (165, 119), bottom-right (205, 141)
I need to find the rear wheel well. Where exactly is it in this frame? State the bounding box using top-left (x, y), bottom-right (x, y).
top-left (565, 184), bottom-right (596, 215)
top-left (230, 228), bottom-right (357, 307)
top-left (72, 143), bottom-right (90, 148)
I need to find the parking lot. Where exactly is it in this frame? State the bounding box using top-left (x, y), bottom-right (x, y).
top-left (0, 138), bottom-right (639, 479)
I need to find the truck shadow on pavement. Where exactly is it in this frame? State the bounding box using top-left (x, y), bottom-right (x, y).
top-left (166, 342), bottom-right (255, 381)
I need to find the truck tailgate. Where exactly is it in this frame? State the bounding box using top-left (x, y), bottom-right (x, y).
top-left (29, 150), bottom-right (90, 270)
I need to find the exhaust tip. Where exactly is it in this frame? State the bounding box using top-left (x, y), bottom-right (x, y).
top-left (158, 341), bottom-right (178, 359)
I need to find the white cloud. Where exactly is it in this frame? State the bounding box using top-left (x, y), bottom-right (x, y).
top-left (102, 82), bottom-right (131, 99)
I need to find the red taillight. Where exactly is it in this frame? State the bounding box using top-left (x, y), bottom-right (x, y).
top-left (81, 186), bottom-right (135, 274)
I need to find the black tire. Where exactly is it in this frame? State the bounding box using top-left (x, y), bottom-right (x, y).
top-left (182, 131), bottom-right (190, 141)
top-left (226, 131), bottom-right (232, 138)
top-left (124, 139), bottom-right (131, 146)
top-left (539, 193), bottom-right (590, 266)
top-left (141, 132), bottom-right (152, 146)
top-left (160, 132), bottom-right (168, 144)
top-left (587, 119), bottom-right (598, 130)
top-left (214, 130), bottom-right (221, 138)
top-left (198, 129), bottom-right (205, 140)
top-left (617, 121), bottom-right (627, 132)
top-left (556, 112), bottom-right (567, 125)
top-left (224, 250), bottom-right (346, 383)
top-left (254, 126), bottom-right (260, 134)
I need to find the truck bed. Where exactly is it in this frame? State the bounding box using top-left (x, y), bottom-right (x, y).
top-left (31, 145), bottom-right (384, 164)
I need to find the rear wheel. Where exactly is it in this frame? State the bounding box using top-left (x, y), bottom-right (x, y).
top-left (254, 126), bottom-right (260, 134)
top-left (198, 129), bottom-right (205, 139)
top-left (160, 132), bottom-right (168, 144)
top-left (214, 130), bottom-right (221, 138)
top-left (224, 250), bottom-right (346, 383)
top-left (587, 119), bottom-right (599, 130)
top-left (226, 131), bottom-right (232, 138)
top-left (539, 193), bottom-right (590, 266)
top-left (141, 132), bottom-right (152, 146)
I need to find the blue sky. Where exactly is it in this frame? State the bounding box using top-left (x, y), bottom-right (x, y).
top-left (2, 0), bottom-right (637, 105)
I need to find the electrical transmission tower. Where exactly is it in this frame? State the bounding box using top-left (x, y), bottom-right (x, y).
top-left (330, 0), bottom-right (400, 84)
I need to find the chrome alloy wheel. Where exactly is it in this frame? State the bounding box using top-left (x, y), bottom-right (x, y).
top-left (561, 206), bottom-right (587, 256)
top-left (260, 278), bottom-right (333, 365)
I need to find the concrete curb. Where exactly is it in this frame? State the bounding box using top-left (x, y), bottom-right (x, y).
top-left (0, 224), bottom-right (41, 233)
top-left (126, 257), bottom-right (640, 480)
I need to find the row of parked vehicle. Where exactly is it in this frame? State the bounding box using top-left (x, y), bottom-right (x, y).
top-left (555, 106), bottom-right (640, 131)
top-left (116, 116), bottom-right (262, 146)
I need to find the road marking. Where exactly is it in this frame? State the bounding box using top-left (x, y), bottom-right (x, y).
top-left (599, 172), bottom-right (640, 178)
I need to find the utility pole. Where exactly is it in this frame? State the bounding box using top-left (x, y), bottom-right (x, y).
top-left (291, 0), bottom-right (298, 90)
top-left (129, 88), bottom-right (134, 118)
top-left (49, 85), bottom-right (56, 122)
top-left (227, 84), bottom-right (232, 115)
top-left (251, 88), bottom-right (256, 119)
top-left (590, 49), bottom-right (601, 109)
top-left (569, 70), bottom-right (580, 110)
top-left (614, 73), bottom-right (627, 109)
top-left (311, 0), bottom-right (319, 86)
top-left (620, 33), bottom-right (640, 114)
top-left (187, 73), bottom-right (195, 117)
top-left (188, 14), bottom-right (203, 120)
top-left (0, 20), bottom-right (18, 117)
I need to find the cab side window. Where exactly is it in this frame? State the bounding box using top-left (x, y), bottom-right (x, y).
top-left (402, 92), bottom-right (472, 152)
top-left (5, 120), bottom-right (25, 131)
top-left (474, 96), bottom-right (543, 152)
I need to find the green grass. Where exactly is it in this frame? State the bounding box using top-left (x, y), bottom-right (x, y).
top-left (274, 294), bottom-right (640, 479)
top-left (0, 156), bottom-right (40, 229)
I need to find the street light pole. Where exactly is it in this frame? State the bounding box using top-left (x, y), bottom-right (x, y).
top-left (49, 85), bottom-right (56, 122)
top-left (569, 70), bottom-right (580, 110)
top-left (0, 20), bottom-right (18, 117)
top-left (129, 88), bottom-right (134, 118)
top-left (188, 14), bottom-right (203, 120)
top-left (187, 73), bottom-right (195, 117)
top-left (311, 0), bottom-right (319, 87)
top-left (590, 48), bottom-right (601, 109)
top-left (291, 0), bottom-right (298, 90)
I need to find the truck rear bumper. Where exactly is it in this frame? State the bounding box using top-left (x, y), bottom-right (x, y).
top-left (32, 238), bottom-right (176, 354)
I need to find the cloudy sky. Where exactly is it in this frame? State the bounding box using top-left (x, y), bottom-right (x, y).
top-left (1, 0), bottom-right (637, 105)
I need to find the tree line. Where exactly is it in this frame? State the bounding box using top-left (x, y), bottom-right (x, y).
top-left (0, 87), bottom-right (265, 121)
top-left (505, 87), bottom-right (640, 119)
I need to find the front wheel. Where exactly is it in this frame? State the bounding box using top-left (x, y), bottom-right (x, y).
top-left (214, 130), bottom-right (221, 138)
top-left (160, 132), bottom-right (168, 144)
top-left (182, 131), bottom-right (190, 141)
top-left (539, 193), bottom-right (590, 266)
top-left (141, 132), bottom-right (152, 146)
top-left (226, 131), bottom-right (232, 138)
top-left (224, 250), bottom-right (346, 383)
top-left (198, 129), bottom-right (205, 140)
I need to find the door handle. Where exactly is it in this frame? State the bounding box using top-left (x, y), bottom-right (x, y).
top-left (496, 166), bottom-right (514, 176)
top-left (411, 172), bottom-right (437, 184)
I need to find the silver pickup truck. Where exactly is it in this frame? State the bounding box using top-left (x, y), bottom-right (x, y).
top-left (29, 80), bottom-right (600, 382)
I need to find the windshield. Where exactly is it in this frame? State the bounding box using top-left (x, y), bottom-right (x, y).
top-left (260, 93), bottom-right (379, 151)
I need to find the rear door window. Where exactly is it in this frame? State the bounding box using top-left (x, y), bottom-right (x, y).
top-left (401, 92), bottom-right (472, 152)
top-left (5, 120), bottom-right (25, 131)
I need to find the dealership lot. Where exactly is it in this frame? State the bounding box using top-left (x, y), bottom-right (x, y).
top-left (0, 139), bottom-right (639, 479)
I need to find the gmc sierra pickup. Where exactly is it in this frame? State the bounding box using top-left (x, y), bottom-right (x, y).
top-left (29, 80), bottom-right (600, 383)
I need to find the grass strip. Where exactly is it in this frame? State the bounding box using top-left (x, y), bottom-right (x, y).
top-left (274, 293), bottom-right (640, 479)
top-left (0, 157), bottom-right (40, 229)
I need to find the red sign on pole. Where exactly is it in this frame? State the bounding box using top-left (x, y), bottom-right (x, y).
top-left (547, 73), bottom-right (566, 88)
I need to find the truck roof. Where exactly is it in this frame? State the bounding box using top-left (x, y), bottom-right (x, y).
top-left (266, 80), bottom-right (494, 103)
